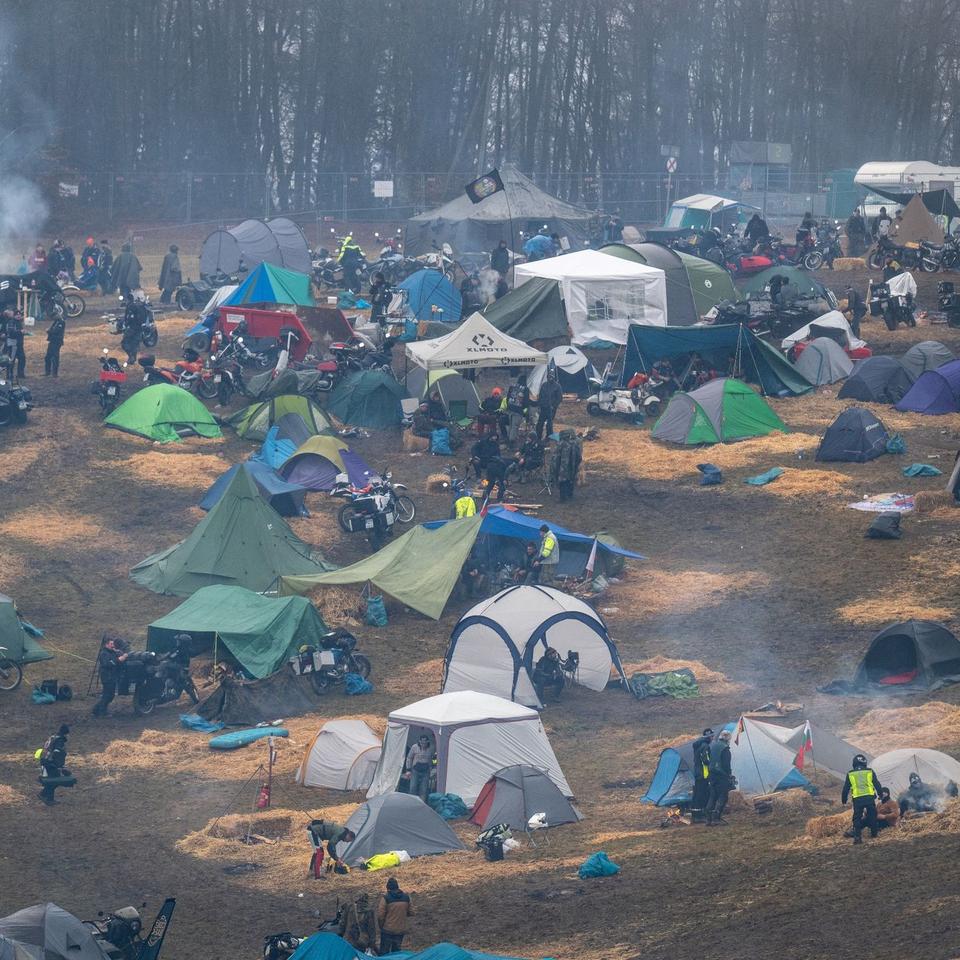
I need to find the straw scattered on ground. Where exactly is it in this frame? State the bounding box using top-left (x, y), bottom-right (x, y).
top-left (804, 809), bottom-right (850, 840)
top-left (584, 430), bottom-right (820, 483)
top-left (610, 570), bottom-right (770, 616)
top-left (848, 701), bottom-right (960, 754)
top-left (114, 451), bottom-right (230, 489)
top-left (0, 437), bottom-right (59, 481)
top-left (0, 508), bottom-right (105, 547)
top-left (0, 785), bottom-right (28, 806)
top-left (759, 467), bottom-right (852, 499)
top-left (802, 799), bottom-right (960, 847)
top-left (835, 596), bottom-right (955, 626)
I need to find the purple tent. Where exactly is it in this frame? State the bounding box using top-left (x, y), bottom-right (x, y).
top-left (895, 359), bottom-right (960, 414)
top-left (281, 446), bottom-right (374, 492)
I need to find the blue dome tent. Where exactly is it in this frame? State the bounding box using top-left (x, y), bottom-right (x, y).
top-left (398, 269), bottom-right (462, 322)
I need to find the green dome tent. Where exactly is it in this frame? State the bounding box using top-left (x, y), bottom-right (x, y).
top-left (327, 370), bottom-right (407, 428)
top-left (130, 465), bottom-right (333, 596)
top-left (652, 378), bottom-right (787, 445)
top-left (737, 265), bottom-right (835, 302)
top-left (105, 384), bottom-right (222, 444)
top-left (147, 585), bottom-right (329, 679)
top-left (0, 594), bottom-right (51, 666)
top-left (600, 242), bottom-right (737, 325)
top-left (228, 395), bottom-right (332, 441)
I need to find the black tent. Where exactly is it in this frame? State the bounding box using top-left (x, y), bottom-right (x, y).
top-left (838, 356), bottom-right (915, 404)
top-left (816, 407), bottom-right (888, 462)
top-left (854, 620), bottom-right (960, 690)
top-left (197, 670), bottom-right (325, 725)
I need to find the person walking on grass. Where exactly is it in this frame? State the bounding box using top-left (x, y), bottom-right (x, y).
top-left (377, 877), bottom-right (413, 954)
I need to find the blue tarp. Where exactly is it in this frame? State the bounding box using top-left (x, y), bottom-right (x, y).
top-left (398, 269), bottom-right (462, 322)
top-left (623, 323), bottom-right (813, 396)
top-left (424, 505), bottom-right (645, 560)
top-left (199, 461), bottom-right (308, 517)
top-left (290, 935), bottom-right (528, 960)
top-left (895, 359), bottom-right (960, 414)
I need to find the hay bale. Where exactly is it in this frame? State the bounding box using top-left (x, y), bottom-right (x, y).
top-left (206, 811), bottom-right (297, 840)
top-left (427, 472), bottom-right (452, 492)
top-left (725, 790), bottom-right (751, 814)
top-left (770, 788), bottom-right (816, 816)
top-left (832, 257), bottom-right (865, 271)
top-left (915, 490), bottom-right (955, 514)
top-left (805, 810), bottom-right (849, 839)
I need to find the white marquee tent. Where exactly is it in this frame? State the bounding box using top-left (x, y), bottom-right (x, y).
top-left (366, 690), bottom-right (571, 804)
top-left (513, 249), bottom-right (667, 346)
top-left (871, 748), bottom-right (960, 797)
top-left (296, 719), bottom-right (382, 790)
top-left (442, 585), bottom-right (624, 707)
top-left (405, 311), bottom-right (546, 371)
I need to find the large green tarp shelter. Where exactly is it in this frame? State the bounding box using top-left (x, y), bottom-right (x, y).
top-left (482, 276), bottom-right (567, 342)
top-left (0, 594), bottom-right (51, 665)
top-left (600, 243), bottom-right (737, 325)
top-left (147, 584), bottom-right (329, 678)
top-left (281, 515), bottom-right (483, 619)
top-left (228, 395), bottom-right (332, 441)
top-left (623, 322), bottom-right (812, 396)
top-left (105, 384), bottom-right (222, 443)
top-left (131, 466), bottom-right (333, 596)
top-left (736, 265), bottom-right (834, 302)
top-left (652, 378), bottom-right (788, 445)
top-left (222, 262), bottom-right (315, 308)
top-left (327, 370), bottom-right (407, 428)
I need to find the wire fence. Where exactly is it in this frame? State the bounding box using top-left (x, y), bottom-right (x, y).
top-left (44, 169), bottom-right (836, 226)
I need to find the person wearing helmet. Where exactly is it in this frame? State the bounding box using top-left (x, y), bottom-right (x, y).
top-left (842, 754), bottom-right (883, 844)
top-left (898, 771), bottom-right (938, 816)
top-left (691, 728), bottom-right (714, 817)
top-left (705, 729), bottom-right (733, 826)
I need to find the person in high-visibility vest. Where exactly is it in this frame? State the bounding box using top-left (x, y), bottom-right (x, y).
top-left (536, 524), bottom-right (559, 584)
top-left (451, 481), bottom-right (476, 519)
top-left (841, 753), bottom-right (883, 844)
top-left (690, 728), bottom-right (714, 816)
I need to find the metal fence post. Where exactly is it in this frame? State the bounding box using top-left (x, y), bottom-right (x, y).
top-left (185, 172), bottom-right (192, 224)
top-left (264, 173), bottom-right (271, 218)
top-left (107, 174), bottom-right (114, 223)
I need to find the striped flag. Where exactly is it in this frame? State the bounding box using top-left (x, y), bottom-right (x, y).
top-left (794, 721), bottom-right (814, 770)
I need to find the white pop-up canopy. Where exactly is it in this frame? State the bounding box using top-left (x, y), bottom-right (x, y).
top-left (405, 311), bottom-right (546, 371)
top-left (513, 249), bottom-right (667, 345)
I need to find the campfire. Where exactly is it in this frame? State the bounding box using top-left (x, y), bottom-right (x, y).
top-left (659, 806), bottom-right (690, 828)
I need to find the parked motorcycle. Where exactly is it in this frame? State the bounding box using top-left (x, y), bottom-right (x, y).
top-left (55, 275), bottom-right (87, 317)
top-left (114, 649), bottom-right (199, 716)
top-left (138, 350), bottom-right (212, 395)
top-left (175, 272), bottom-right (240, 311)
top-left (586, 373), bottom-right (661, 419)
top-left (867, 237), bottom-right (925, 271)
top-left (920, 235), bottom-right (960, 273)
top-left (85, 898), bottom-right (176, 960)
top-left (869, 277), bottom-right (917, 331)
top-left (332, 475), bottom-right (402, 550)
top-left (938, 280), bottom-right (960, 328)
top-left (0, 320), bottom-right (32, 427)
top-left (92, 349), bottom-right (128, 414)
top-left (104, 293), bottom-right (159, 348)
top-left (803, 221), bottom-right (842, 270)
top-left (290, 628), bottom-right (372, 692)
top-left (207, 335), bottom-right (256, 404)
top-left (329, 339), bottom-right (394, 377)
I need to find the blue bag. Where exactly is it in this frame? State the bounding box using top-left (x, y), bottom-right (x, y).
top-left (345, 673), bottom-right (374, 696)
top-left (431, 428), bottom-right (452, 455)
top-left (696, 463), bottom-right (723, 486)
top-left (365, 594), bottom-right (388, 626)
top-left (427, 792), bottom-right (468, 819)
top-left (886, 433), bottom-right (906, 454)
top-left (578, 851), bottom-right (621, 879)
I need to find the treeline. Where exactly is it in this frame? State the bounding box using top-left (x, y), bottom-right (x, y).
top-left (2, 0), bottom-right (959, 206)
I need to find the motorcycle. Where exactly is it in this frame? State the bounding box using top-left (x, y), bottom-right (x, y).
top-left (207, 335), bottom-right (256, 404)
top-left (175, 272), bottom-right (240, 311)
top-left (332, 475), bottom-right (403, 550)
top-left (138, 350), bottom-right (213, 395)
top-left (869, 276), bottom-right (917, 331)
top-left (329, 339), bottom-right (394, 377)
top-left (586, 372), bottom-right (662, 420)
top-left (867, 237), bottom-right (925, 271)
top-left (85, 898), bottom-right (176, 960)
top-left (938, 280), bottom-right (960, 328)
top-left (290, 628), bottom-right (372, 692)
top-left (920, 235), bottom-right (960, 273)
top-left (0, 321), bottom-right (32, 427)
top-left (92, 349), bottom-right (128, 414)
top-left (55, 275), bottom-right (87, 317)
top-left (104, 293), bottom-right (159, 348)
top-left (0, 645), bottom-right (23, 691)
top-left (114, 649), bottom-right (199, 716)
top-left (803, 221), bottom-right (842, 270)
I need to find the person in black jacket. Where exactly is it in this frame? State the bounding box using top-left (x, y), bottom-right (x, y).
top-left (38, 724), bottom-right (71, 805)
top-left (705, 729), bottom-right (733, 825)
top-left (44, 313), bottom-right (65, 376)
top-left (490, 240), bottom-right (510, 277)
top-left (744, 214), bottom-right (769, 249)
top-left (92, 636), bottom-right (129, 717)
top-left (98, 241), bottom-right (114, 294)
top-left (536, 373), bottom-right (563, 441)
top-left (842, 753), bottom-right (883, 844)
top-left (690, 728), bottom-right (714, 816)
top-left (158, 244), bottom-right (182, 304)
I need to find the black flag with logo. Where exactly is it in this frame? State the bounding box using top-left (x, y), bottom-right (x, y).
top-left (464, 169), bottom-right (505, 205)
top-left (137, 898), bottom-right (176, 960)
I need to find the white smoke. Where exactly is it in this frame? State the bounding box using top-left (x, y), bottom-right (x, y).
top-left (0, 173), bottom-right (49, 272)
top-left (476, 267), bottom-right (500, 304)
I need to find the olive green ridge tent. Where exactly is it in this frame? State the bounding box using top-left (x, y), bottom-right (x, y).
top-left (228, 394), bottom-right (332, 441)
top-left (105, 383), bottom-right (222, 444)
top-left (652, 378), bottom-right (788, 445)
top-left (147, 584), bottom-right (329, 678)
top-left (0, 594), bottom-right (51, 665)
top-left (281, 515), bottom-right (483, 620)
top-left (327, 370), bottom-right (407, 428)
top-left (131, 466), bottom-right (333, 596)
top-left (482, 276), bottom-right (568, 342)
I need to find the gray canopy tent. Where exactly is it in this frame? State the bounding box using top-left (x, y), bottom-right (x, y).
top-left (199, 217), bottom-right (311, 278)
top-left (0, 904), bottom-right (110, 960)
top-left (405, 164), bottom-right (596, 256)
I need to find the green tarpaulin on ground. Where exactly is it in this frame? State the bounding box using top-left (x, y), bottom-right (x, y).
top-left (105, 383), bottom-right (222, 444)
top-left (482, 276), bottom-right (568, 342)
top-left (0, 594), bottom-right (51, 665)
top-left (147, 584), bottom-right (329, 678)
top-left (131, 465), bottom-right (333, 596)
top-left (280, 515), bottom-right (483, 619)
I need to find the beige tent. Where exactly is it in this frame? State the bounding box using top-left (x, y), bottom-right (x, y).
top-left (891, 194), bottom-right (945, 245)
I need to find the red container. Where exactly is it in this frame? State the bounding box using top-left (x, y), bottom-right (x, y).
top-left (216, 306), bottom-right (312, 362)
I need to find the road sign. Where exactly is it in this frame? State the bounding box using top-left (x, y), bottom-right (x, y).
top-left (660, 145), bottom-right (680, 157)
top-left (665, 157), bottom-right (678, 174)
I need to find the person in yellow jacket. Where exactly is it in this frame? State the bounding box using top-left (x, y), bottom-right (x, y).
top-left (536, 523), bottom-right (559, 584)
top-left (451, 481), bottom-right (476, 519)
top-left (337, 234), bottom-right (365, 294)
top-left (841, 753), bottom-right (883, 844)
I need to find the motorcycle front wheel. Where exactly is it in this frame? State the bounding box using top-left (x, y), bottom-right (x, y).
top-left (142, 328), bottom-right (159, 348)
top-left (883, 307), bottom-right (899, 331)
top-left (644, 399), bottom-right (662, 418)
top-left (587, 402), bottom-right (604, 416)
top-left (338, 503), bottom-right (360, 533)
top-left (133, 687), bottom-right (157, 716)
top-left (310, 671), bottom-right (330, 693)
top-left (349, 655), bottom-right (372, 679)
top-left (175, 289), bottom-right (194, 311)
top-left (395, 495), bottom-right (416, 523)
top-left (196, 376), bottom-right (220, 400)
top-left (867, 249), bottom-right (886, 270)
top-left (0, 658), bottom-right (23, 691)
top-left (920, 257), bottom-right (939, 273)
top-left (63, 294), bottom-right (85, 318)
top-left (802, 251), bottom-right (824, 271)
